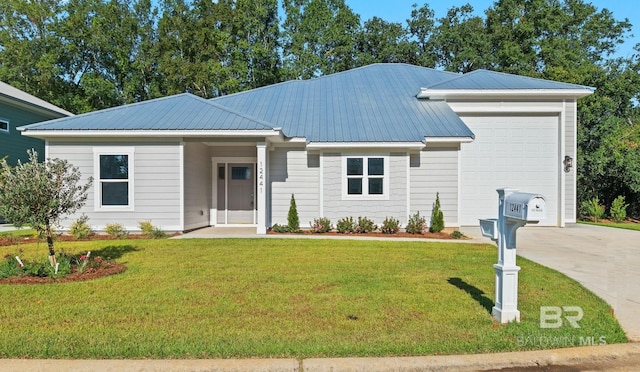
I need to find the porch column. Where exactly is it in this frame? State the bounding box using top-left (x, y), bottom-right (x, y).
top-left (256, 142), bottom-right (267, 234)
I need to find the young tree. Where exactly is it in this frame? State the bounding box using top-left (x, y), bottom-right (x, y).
top-left (0, 150), bottom-right (92, 264)
top-left (429, 192), bottom-right (445, 233)
top-left (287, 194), bottom-right (300, 232)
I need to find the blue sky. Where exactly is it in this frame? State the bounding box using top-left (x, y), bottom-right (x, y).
top-left (344, 0), bottom-right (639, 59)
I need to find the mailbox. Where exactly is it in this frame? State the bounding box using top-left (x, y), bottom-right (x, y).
top-left (503, 192), bottom-right (546, 222)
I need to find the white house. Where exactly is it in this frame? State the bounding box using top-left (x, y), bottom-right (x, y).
top-left (18, 64), bottom-right (593, 233)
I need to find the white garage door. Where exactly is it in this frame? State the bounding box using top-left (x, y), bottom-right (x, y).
top-left (460, 115), bottom-right (559, 226)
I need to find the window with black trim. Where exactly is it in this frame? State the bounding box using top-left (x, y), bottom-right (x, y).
top-left (345, 156), bottom-right (386, 197)
top-left (0, 120), bottom-right (8, 133)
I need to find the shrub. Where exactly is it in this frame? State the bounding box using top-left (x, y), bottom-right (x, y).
top-left (310, 217), bottom-right (332, 233)
top-left (149, 226), bottom-right (168, 239)
top-left (380, 217), bottom-right (400, 234)
top-left (405, 211), bottom-right (427, 234)
top-left (581, 197), bottom-right (606, 222)
top-left (105, 223), bottom-right (128, 239)
top-left (609, 195), bottom-right (629, 223)
top-left (69, 215), bottom-right (94, 239)
top-left (356, 216), bottom-right (377, 233)
top-left (271, 223), bottom-right (290, 233)
top-left (451, 230), bottom-right (466, 239)
top-left (336, 216), bottom-right (357, 234)
top-left (287, 194), bottom-right (300, 232)
top-left (429, 192), bottom-right (445, 233)
top-left (138, 220), bottom-right (154, 235)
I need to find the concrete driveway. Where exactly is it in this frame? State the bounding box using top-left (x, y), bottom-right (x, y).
top-left (465, 223), bottom-right (640, 341)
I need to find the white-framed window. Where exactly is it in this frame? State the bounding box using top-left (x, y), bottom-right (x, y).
top-left (342, 155), bottom-right (389, 200)
top-left (0, 119), bottom-right (9, 133)
top-left (93, 147), bottom-right (135, 211)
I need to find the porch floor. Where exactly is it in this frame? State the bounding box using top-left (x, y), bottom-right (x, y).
top-left (175, 226), bottom-right (257, 238)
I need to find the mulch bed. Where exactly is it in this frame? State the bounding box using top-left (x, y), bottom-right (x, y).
top-left (267, 229), bottom-right (462, 240)
top-left (0, 262), bottom-right (127, 285)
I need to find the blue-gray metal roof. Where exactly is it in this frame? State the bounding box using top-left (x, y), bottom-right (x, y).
top-left (20, 93), bottom-right (274, 131)
top-left (212, 63), bottom-right (475, 142)
top-left (426, 69), bottom-right (595, 90)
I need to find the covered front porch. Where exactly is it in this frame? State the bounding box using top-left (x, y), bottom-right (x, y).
top-left (183, 140), bottom-right (270, 234)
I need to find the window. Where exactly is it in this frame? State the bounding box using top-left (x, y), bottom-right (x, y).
top-left (94, 148), bottom-right (134, 210)
top-left (0, 119), bottom-right (8, 133)
top-left (231, 166), bottom-right (251, 180)
top-left (343, 156), bottom-right (388, 199)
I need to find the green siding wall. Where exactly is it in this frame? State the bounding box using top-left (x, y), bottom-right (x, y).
top-left (0, 102), bottom-right (52, 166)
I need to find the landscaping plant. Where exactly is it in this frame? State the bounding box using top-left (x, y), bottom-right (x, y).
top-left (430, 192), bottom-right (445, 233)
top-left (310, 217), bottom-right (332, 233)
top-left (405, 211), bottom-right (427, 234)
top-left (69, 215), bottom-right (95, 240)
top-left (336, 216), bottom-right (357, 233)
top-left (105, 223), bottom-right (128, 239)
top-left (356, 216), bottom-right (377, 233)
top-left (609, 195), bottom-right (628, 223)
top-left (380, 217), bottom-right (400, 234)
top-left (287, 194), bottom-right (300, 232)
top-left (0, 150), bottom-right (92, 265)
top-left (581, 197), bottom-right (606, 222)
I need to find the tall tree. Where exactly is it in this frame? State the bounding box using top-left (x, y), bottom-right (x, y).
top-left (0, 0), bottom-right (67, 107)
top-left (281, 0), bottom-right (360, 79)
top-left (431, 4), bottom-right (492, 73)
top-left (406, 3), bottom-right (437, 68)
top-left (356, 17), bottom-right (416, 65)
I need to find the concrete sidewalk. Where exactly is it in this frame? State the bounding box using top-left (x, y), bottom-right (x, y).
top-left (1, 343), bottom-right (639, 371)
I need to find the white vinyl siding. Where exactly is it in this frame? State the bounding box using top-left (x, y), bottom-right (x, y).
top-left (323, 152), bottom-right (406, 225)
top-left (459, 114), bottom-right (559, 226)
top-left (46, 141), bottom-right (182, 231)
top-left (269, 147), bottom-right (320, 227)
top-left (409, 145), bottom-right (459, 226)
top-left (564, 100), bottom-right (577, 222)
top-left (183, 142), bottom-right (211, 230)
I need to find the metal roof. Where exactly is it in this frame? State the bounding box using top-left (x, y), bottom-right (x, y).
top-left (425, 69), bottom-right (595, 90)
top-left (20, 93), bottom-right (275, 132)
top-left (212, 63), bottom-right (474, 142)
top-left (0, 81), bottom-right (74, 117)
top-left (19, 64), bottom-right (594, 142)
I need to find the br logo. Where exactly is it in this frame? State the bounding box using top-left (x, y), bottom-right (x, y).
top-left (540, 306), bottom-right (583, 328)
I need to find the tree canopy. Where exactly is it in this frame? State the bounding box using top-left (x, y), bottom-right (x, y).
top-left (1, 0), bottom-right (638, 217)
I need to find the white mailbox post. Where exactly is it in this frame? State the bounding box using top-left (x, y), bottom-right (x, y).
top-left (479, 188), bottom-right (546, 323)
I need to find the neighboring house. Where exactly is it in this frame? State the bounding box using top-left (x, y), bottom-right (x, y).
top-left (18, 64), bottom-right (592, 233)
top-left (0, 81), bottom-right (73, 166)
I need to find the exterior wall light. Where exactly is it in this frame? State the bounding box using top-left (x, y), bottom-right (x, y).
top-left (563, 155), bottom-right (573, 173)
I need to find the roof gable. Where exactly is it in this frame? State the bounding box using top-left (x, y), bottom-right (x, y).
top-left (426, 69), bottom-right (594, 91)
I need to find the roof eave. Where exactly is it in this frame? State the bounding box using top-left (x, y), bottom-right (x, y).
top-left (425, 136), bottom-right (475, 143)
top-left (417, 89), bottom-right (594, 100)
top-left (306, 141), bottom-right (426, 150)
top-left (18, 129), bottom-right (283, 138)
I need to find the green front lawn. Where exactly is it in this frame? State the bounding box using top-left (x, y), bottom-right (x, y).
top-left (579, 220), bottom-right (640, 231)
top-left (0, 238), bottom-right (626, 358)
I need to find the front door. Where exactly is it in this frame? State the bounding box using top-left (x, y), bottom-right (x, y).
top-left (226, 163), bottom-right (255, 223)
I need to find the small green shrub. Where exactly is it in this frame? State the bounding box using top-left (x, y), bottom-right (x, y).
top-left (356, 216), bottom-right (377, 233)
top-left (287, 194), bottom-right (300, 232)
top-left (336, 216), bottom-right (357, 234)
top-left (138, 220), bottom-right (154, 235)
top-left (271, 223), bottom-right (290, 233)
top-left (609, 195), bottom-right (628, 223)
top-left (405, 211), bottom-right (427, 234)
top-left (429, 192), bottom-right (445, 233)
top-left (69, 215), bottom-right (94, 239)
top-left (581, 197), bottom-right (606, 222)
top-left (105, 223), bottom-right (128, 239)
top-left (380, 217), bottom-right (401, 234)
top-left (310, 217), bottom-right (332, 233)
top-left (149, 226), bottom-right (168, 239)
top-left (451, 230), bottom-right (466, 239)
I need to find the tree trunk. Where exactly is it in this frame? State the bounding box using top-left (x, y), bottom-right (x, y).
top-left (45, 223), bottom-right (57, 266)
